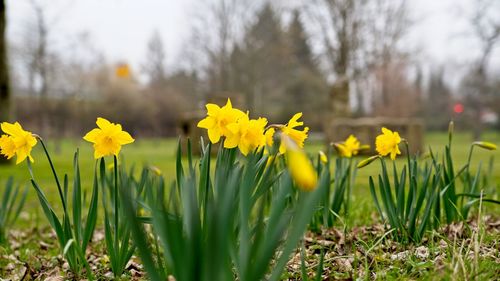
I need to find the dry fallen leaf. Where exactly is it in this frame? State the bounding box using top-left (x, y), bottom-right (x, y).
top-left (415, 246), bottom-right (429, 260)
top-left (44, 276), bottom-right (65, 281)
top-left (390, 250), bottom-right (409, 261)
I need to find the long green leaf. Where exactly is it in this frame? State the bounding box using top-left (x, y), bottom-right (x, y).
top-left (82, 165), bottom-right (99, 251)
top-left (73, 151), bottom-right (82, 244)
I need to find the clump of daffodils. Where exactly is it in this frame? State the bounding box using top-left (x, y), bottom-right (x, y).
top-left (197, 98), bottom-right (310, 156)
top-left (197, 99), bottom-right (316, 191)
top-left (197, 99), bottom-right (268, 155)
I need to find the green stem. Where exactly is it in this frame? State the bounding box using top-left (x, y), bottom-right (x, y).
top-left (465, 145), bottom-right (474, 182)
top-left (463, 145), bottom-right (474, 208)
top-left (39, 139), bottom-right (68, 213)
top-left (404, 141), bottom-right (411, 172)
top-left (345, 158), bottom-right (352, 228)
top-left (75, 241), bottom-right (94, 280)
top-left (114, 155), bottom-right (119, 257)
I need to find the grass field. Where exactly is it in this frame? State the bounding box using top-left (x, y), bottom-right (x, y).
top-left (1, 131), bottom-right (499, 227)
top-left (1, 131), bottom-right (499, 279)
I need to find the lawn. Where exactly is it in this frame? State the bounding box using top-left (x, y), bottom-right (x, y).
top-left (2, 131), bottom-right (499, 225)
top-left (1, 131), bottom-right (499, 279)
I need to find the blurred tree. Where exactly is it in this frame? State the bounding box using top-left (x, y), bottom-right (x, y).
top-left (366, 1), bottom-right (412, 116)
top-left (288, 10), bottom-right (316, 71)
top-left (18, 0), bottom-right (54, 136)
top-left (0, 0), bottom-right (8, 119)
top-left (285, 10), bottom-right (328, 128)
top-left (424, 68), bottom-right (452, 130)
top-left (237, 3), bottom-right (289, 116)
top-left (141, 32), bottom-right (192, 135)
top-left (306, 0), bottom-right (365, 117)
top-left (16, 0), bottom-right (55, 100)
top-left (187, 0), bottom-right (255, 100)
top-left (142, 30), bottom-right (167, 88)
top-left (166, 70), bottom-right (200, 109)
top-left (463, 0), bottom-right (500, 139)
top-left (306, 0), bottom-right (411, 116)
top-left (371, 61), bottom-right (421, 118)
top-left (0, 0), bottom-right (9, 164)
top-left (226, 4), bottom-right (329, 125)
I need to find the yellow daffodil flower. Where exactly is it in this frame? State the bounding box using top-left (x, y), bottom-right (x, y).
top-left (279, 113), bottom-right (309, 154)
top-left (335, 135), bottom-right (362, 158)
top-left (197, 98), bottom-right (246, 144)
top-left (472, 141), bottom-right (497, 150)
top-left (149, 166), bottom-right (163, 176)
top-left (0, 122), bottom-right (37, 164)
top-left (0, 134), bottom-right (16, 160)
top-left (225, 115), bottom-right (267, 155)
top-left (319, 150), bottom-right (328, 163)
top-left (283, 136), bottom-right (317, 191)
top-left (357, 155), bottom-right (380, 169)
top-left (265, 127), bottom-right (275, 147)
top-left (83, 117), bottom-right (135, 159)
top-left (375, 127), bottom-right (401, 160)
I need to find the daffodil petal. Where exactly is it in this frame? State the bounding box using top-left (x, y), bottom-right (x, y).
top-left (207, 129), bottom-right (221, 144)
top-left (288, 112), bottom-right (303, 128)
top-left (96, 117), bottom-right (112, 129)
top-left (1, 122), bottom-right (23, 136)
top-left (115, 130), bottom-right (134, 145)
top-left (197, 117), bottom-right (215, 129)
top-left (224, 135), bottom-right (239, 148)
top-left (16, 149), bottom-right (28, 164)
top-left (83, 128), bottom-right (102, 143)
top-left (206, 104), bottom-right (220, 116)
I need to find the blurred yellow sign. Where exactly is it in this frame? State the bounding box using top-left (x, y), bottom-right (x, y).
top-left (115, 63), bottom-right (131, 78)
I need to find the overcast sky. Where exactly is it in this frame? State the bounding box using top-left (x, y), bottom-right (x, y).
top-left (6, 0), bottom-right (500, 79)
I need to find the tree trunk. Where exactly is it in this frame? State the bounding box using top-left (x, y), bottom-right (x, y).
top-left (0, 0), bottom-right (10, 165)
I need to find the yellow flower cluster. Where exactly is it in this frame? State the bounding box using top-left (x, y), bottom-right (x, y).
top-left (197, 99), bottom-right (316, 191)
top-left (197, 99), bottom-right (309, 156)
top-left (0, 122), bottom-right (37, 164)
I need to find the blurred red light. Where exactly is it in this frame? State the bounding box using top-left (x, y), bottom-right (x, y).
top-left (453, 103), bottom-right (464, 114)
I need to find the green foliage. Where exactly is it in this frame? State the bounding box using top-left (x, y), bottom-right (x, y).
top-left (99, 156), bottom-right (136, 277)
top-left (0, 176), bottom-right (27, 245)
top-left (369, 155), bottom-right (441, 243)
top-left (369, 129), bottom-right (499, 244)
top-left (123, 139), bottom-right (328, 281)
top-left (430, 129), bottom-right (500, 224)
top-left (310, 154), bottom-right (356, 231)
top-left (28, 141), bottom-right (98, 280)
